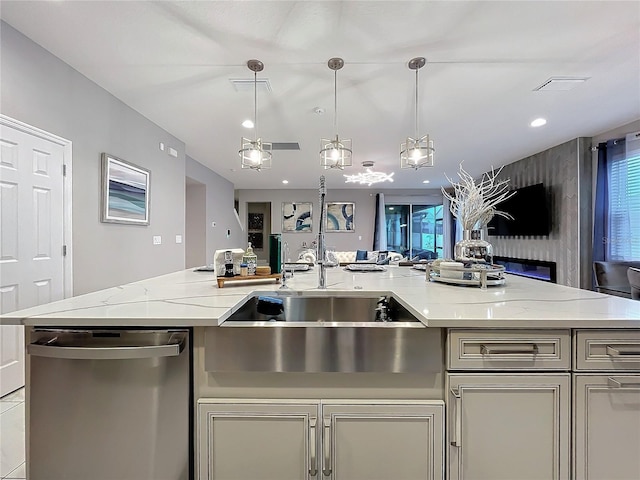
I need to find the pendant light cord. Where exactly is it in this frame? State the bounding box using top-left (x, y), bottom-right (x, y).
top-left (334, 69), bottom-right (338, 138)
top-left (254, 70), bottom-right (258, 142)
top-left (415, 67), bottom-right (419, 139)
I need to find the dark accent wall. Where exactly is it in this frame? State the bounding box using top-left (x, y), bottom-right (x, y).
top-left (488, 138), bottom-right (592, 288)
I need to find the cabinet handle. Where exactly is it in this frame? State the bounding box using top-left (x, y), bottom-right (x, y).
top-left (480, 343), bottom-right (539, 355)
top-left (450, 387), bottom-right (462, 448)
top-left (608, 377), bottom-right (640, 389)
top-left (606, 345), bottom-right (640, 357)
top-left (323, 418), bottom-right (332, 477)
top-left (309, 418), bottom-right (317, 476)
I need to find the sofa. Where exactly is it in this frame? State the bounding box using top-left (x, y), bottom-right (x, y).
top-left (298, 249), bottom-right (403, 266)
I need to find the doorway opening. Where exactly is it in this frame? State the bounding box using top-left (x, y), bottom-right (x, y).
top-left (247, 202), bottom-right (271, 264)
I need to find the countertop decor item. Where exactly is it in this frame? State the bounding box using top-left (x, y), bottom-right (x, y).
top-left (242, 243), bottom-right (258, 275)
top-left (442, 163), bottom-right (515, 264)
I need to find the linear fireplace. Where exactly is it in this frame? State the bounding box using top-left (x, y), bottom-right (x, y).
top-left (493, 256), bottom-right (557, 283)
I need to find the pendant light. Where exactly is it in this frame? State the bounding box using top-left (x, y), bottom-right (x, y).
top-left (239, 59), bottom-right (272, 171)
top-left (320, 57), bottom-right (352, 170)
top-left (400, 57), bottom-right (434, 169)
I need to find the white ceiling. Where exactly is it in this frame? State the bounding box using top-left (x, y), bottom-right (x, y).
top-left (2, 1), bottom-right (639, 190)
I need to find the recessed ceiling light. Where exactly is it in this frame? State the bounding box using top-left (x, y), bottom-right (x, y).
top-left (530, 118), bottom-right (547, 127)
top-left (242, 120), bottom-right (254, 129)
top-left (282, 180), bottom-right (289, 184)
top-left (422, 180), bottom-right (430, 184)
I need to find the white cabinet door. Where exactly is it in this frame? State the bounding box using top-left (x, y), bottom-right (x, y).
top-left (321, 400), bottom-right (445, 480)
top-left (574, 374), bottom-right (640, 480)
top-left (197, 400), bottom-right (319, 480)
top-left (447, 373), bottom-right (570, 480)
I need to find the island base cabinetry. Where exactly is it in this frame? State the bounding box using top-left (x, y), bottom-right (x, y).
top-left (446, 373), bottom-right (570, 480)
top-left (197, 399), bottom-right (444, 480)
top-left (446, 329), bottom-right (572, 480)
top-left (573, 330), bottom-right (640, 480)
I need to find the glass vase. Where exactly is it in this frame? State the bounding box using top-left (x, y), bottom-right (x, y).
top-left (454, 229), bottom-right (493, 264)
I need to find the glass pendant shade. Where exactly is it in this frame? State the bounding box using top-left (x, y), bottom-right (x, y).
top-left (400, 57), bottom-right (434, 170)
top-left (321, 135), bottom-right (352, 169)
top-left (400, 134), bottom-right (434, 169)
top-left (320, 58), bottom-right (352, 170)
top-left (238, 59), bottom-right (271, 171)
top-left (240, 138), bottom-right (272, 170)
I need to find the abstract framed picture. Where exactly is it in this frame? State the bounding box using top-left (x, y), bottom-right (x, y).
top-left (326, 202), bottom-right (355, 232)
top-left (100, 153), bottom-right (150, 225)
top-left (282, 202), bottom-right (312, 232)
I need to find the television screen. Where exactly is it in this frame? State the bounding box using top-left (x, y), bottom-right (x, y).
top-left (487, 183), bottom-right (550, 236)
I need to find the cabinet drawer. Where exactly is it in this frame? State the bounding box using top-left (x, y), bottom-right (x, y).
top-left (574, 330), bottom-right (640, 371)
top-left (447, 329), bottom-right (571, 371)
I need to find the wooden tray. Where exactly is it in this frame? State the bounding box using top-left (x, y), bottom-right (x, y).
top-left (216, 274), bottom-right (281, 288)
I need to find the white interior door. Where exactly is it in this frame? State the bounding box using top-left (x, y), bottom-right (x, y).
top-left (0, 116), bottom-right (69, 396)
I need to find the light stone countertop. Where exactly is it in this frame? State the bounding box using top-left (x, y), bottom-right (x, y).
top-left (1, 266), bottom-right (639, 328)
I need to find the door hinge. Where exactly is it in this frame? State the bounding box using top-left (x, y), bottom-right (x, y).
top-left (63, 245), bottom-right (67, 256)
top-left (63, 164), bottom-right (67, 176)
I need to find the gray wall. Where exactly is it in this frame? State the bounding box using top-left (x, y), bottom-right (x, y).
top-left (186, 156), bottom-right (242, 266)
top-left (1, 22), bottom-right (225, 294)
top-left (489, 138), bottom-right (592, 288)
top-left (236, 187), bottom-right (444, 259)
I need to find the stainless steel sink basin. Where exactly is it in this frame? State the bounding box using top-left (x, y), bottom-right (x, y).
top-left (206, 292), bottom-right (441, 373)
top-left (221, 293), bottom-right (422, 327)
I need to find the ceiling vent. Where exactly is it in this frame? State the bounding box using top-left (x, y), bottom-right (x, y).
top-left (533, 77), bottom-right (590, 91)
top-left (272, 142), bottom-right (300, 151)
top-left (230, 78), bottom-right (272, 92)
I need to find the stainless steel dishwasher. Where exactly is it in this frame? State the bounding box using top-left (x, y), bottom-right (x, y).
top-left (27, 327), bottom-right (192, 480)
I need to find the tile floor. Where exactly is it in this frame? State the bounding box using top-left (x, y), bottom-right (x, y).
top-left (0, 388), bottom-right (25, 480)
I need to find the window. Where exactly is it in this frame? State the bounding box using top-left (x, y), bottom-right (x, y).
top-left (607, 135), bottom-right (640, 260)
top-left (385, 204), bottom-right (443, 259)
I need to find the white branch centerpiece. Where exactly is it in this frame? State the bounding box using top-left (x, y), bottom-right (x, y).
top-left (441, 163), bottom-right (515, 264)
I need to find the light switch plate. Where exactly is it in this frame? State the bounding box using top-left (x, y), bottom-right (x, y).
top-left (153, 235), bottom-right (162, 245)
top-left (175, 235), bottom-right (183, 244)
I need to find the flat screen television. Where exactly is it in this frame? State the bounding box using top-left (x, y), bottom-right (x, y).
top-left (487, 183), bottom-right (550, 236)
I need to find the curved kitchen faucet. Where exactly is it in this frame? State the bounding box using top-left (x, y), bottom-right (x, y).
top-left (318, 176), bottom-right (327, 289)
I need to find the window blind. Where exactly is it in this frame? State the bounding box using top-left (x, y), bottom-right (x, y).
top-left (607, 131), bottom-right (640, 260)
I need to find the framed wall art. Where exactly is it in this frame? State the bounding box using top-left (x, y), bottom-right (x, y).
top-left (282, 202), bottom-right (312, 232)
top-left (326, 202), bottom-right (355, 232)
top-left (100, 153), bottom-right (150, 225)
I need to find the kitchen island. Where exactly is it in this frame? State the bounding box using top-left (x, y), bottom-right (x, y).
top-left (3, 266), bottom-right (640, 480)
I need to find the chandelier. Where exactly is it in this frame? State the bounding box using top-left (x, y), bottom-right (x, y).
top-left (239, 59), bottom-right (272, 171)
top-left (344, 161), bottom-right (394, 186)
top-left (400, 57), bottom-right (434, 169)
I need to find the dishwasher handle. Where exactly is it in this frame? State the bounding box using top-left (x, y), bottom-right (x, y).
top-left (27, 331), bottom-right (187, 360)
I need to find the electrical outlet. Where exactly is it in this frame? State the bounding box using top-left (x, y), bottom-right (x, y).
top-left (175, 235), bottom-right (183, 244)
top-left (153, 236), bottom-right (162, 245)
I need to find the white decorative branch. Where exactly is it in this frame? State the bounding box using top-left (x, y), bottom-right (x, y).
top-left (441, 163), bottom-right (515, 231)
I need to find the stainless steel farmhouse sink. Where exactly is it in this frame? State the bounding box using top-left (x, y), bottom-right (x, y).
top-left (221, 292), bottom-right (423, 327)
top-left (204, 292), bottom-right (442, 373)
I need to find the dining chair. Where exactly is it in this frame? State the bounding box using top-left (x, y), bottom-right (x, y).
top-left (628, 267), bottom-right (640, 300)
